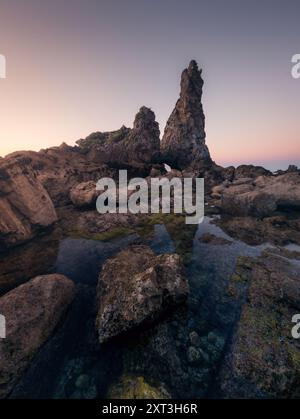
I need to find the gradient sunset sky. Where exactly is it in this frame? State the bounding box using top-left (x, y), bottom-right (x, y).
top-left (0, 0), bottom-right (299, 170)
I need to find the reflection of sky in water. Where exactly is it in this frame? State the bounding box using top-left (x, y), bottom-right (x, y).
top-left (12, 216), bottom-right (294, 399)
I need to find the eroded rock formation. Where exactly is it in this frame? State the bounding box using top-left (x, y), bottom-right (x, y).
top-left (77, 107), bottom-right (160, 169)
top-left (96, 245), bottom-right (189, 343)
top-left (161, 60), bottom-right (212, 171)
top-left (0, 274), bottom-right (76, 398)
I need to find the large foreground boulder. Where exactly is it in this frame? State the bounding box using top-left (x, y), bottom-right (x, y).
top-left (96, 245), bottom-right (189, 343)
top-left (0, 274), bottom-right (76, 398)
top-left (0, 156), bottom-right (57, 250)
top-left (221, 253), bottom-right (300, 398)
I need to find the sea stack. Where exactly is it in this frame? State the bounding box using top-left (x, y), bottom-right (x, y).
top-left (161, 60), bottom-right (212, 171)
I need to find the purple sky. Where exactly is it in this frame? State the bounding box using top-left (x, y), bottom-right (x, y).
top-left (0, 0), bottom-right (299, 170)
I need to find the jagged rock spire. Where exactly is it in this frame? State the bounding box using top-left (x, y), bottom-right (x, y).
top-left (161, 60), bottom-right (212, 171)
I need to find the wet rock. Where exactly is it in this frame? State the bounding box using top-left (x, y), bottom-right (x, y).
top-left (0, 274), bottom-right (76, 398)
top-left (96, 245), bottom-right (189, 343)
top-left (0, 230), bottom-right (60, 295)
top-left (199, 233), bottom-right (232, 246)
top-left (161, 60), bottom-right (212, 171)
top-left (7, 147), bottom-right (116, 207)
top-left (221, 254), bottom-right (300, 398)
top-left (0, 156), bottom-right (57, 250)
top-left (214, 215), bottom-right (300, 246)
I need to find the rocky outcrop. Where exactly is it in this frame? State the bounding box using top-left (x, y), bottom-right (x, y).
top-left (160, 60), bottom-right (212, 171)
top-left (221, 253), bottom-right (300, 398)
top-left (77, 107), bottom-right (160, 169)
top-left (0, 156), bottom-right (57, 250)
top-left (7, 145), bottom-right (116, 207)
top-left (96, 245), bottom-right (189, 343)
top-left (0, 274), bottom-right (76, 398)
top-left (234, 164), bottom-right (271, 179)
top-left (219, 172), bottom-right (300, 217)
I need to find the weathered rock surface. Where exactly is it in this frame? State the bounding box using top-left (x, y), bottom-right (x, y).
top-left (0, 156), bottom-right (57, 250)
top-left (234, 165), bottom-right (271, 179)
top-left (77, 107), bottom-right (160, 169)
top-left (70, 181), bottom-right (98, 209)
top-left (96, 245), bottom-right (189, 343)
top-left (7, 145), bottom-right (116, 207)
top-left (214, 215), bottom-right (300, 246)
top-left (161, 60), bottom-right (212, 171)
top-left (0, 230), bottom-right (60, 295)
top-left (220, 172), bottom-right (300, 217)
top-left (0, 274), bottom-right (76, 398)
top-left (221, 253), bottom-right (300, 398)
top-left (199, 233), bottom-right (232, 246)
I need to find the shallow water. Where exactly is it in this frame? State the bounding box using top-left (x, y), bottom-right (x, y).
top-left (10, 216), bottom-right (276, 399)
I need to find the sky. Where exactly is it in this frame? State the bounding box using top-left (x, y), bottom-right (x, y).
top-left (0, 0), bottom-right (299, 170)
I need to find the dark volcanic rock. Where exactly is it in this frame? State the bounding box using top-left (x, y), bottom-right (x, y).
top-left (6, 146), bottom-right (116, 207)
top-left (96, 245), bottom-right (189, 343)
top-left (0, 274), bottom-right (76, 398)
top-left (70, 181), bottom-right (99, 209)
top-left (160, 60), bottom-right (212, 171)
top-left (220, 254), bottom-right (300, 398)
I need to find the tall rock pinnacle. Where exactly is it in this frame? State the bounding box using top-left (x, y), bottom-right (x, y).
top-left (161, 60), bottom-right (212, 171)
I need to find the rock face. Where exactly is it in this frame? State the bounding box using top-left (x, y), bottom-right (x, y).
top-left (220, 172), bottom-right (300, 217)
top-left (77, 107), bottom-right (160, 169)
top-left (7, 145), bottom-right (116, 207)
top-left (221, 253), bottom-right (300, 398)
top-left (161, 60), bottom-right (212, 171)
top-left (0, 156), bottom-right (57, 250)
top-left (0, 274), bottom-right (76, 398)
top-left (96, 245), bottom-right (189, 343)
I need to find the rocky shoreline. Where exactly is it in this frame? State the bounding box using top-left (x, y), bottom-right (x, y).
top-left (0, 60), bottom-right (299, 399)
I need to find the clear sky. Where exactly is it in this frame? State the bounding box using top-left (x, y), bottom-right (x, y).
top-left (0, 0), bottom-right (299, 170)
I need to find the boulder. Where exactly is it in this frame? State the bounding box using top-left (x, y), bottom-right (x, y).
top-left (70, 181), bottom-right (98, 209)
top-left (0, 274), bottom-right (76, 398)
top-left (96, 245), bottom-right (189, 343)
top-left (0, 156), bottom-right (57, 250)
